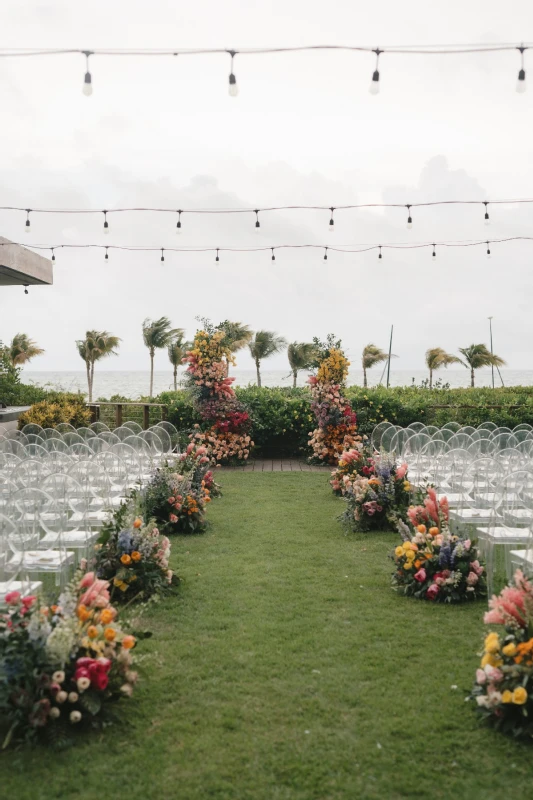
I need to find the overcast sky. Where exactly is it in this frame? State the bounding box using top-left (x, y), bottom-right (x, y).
top-left (0, 0), bottom-right (532, 374)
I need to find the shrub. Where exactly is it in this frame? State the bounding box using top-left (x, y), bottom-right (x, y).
top-left (18, 397), bottom-right (92, 429)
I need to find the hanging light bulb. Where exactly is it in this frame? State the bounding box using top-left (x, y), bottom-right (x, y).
top-left (104, 247), bottom-right (109, 261)
top-left (176, 210), bottom-right (182, 234)
top-left (24, 285), bottom-right (29, 295)
top-left (50, 248), bottom-right (55, 262)
top-left (517, 46), bottom-right (527, 93)
top-left (323, 247), bottom-right (328, 261)
top-left (483, 202), bottom-right (490, 225)
top-left (215, 248), bottom-right (220, 262)
top-left (255, 210), bottom-right (261, 231)
top-left (228, 50), bottom-right (238, 96)
top-left (369, 48), bottom-right (382, 95)
top-left (25, 209), bottom-right (31, 233)
top-left (432, 244), bottom-right (436, 260)
top-left (103, 211), bottom-right (109, 234)
top-left (160, 248), bottom-right (165, 262)
top-left (271, 248), bottom-right (275, 262)
top-left (378, 246), bottom-right (382, 260)
top-left (486, 242), bottom-right (491, 259)
top-left (329, 207), bottom-right (335, 233)
top-left (83, 51), bottom-right (93, 96)
top-left (406, 205), bottom-right (413, 229)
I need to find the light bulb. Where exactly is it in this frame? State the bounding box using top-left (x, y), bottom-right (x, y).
top-left (486, 251), bottom-right (491, 259)
top-left (229, 74), bottom-right (238, 96)
top-left (517, 69), bottom-right (526, 93)
top-left (25, 220), bottom-right (31, 233)
top-left (83, 72), bottom-right (93, 96)
top-left (484, 215), bottom-right (490, 226)
top-left (369, 70), bottom-right (380, 95)
top-left (407, 217), bottom-right (413, 230)
top-left (255, 222), bottom-right (260, 232)
top-left (103, 222), bottom-right (109, 234)
top-left (176, 224), bottom-right (181, 235)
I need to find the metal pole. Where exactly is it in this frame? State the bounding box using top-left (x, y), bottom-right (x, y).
top-left (488, 316), bottom-right (494, 389)
top-left (386, 325), bottom-right (393, 388)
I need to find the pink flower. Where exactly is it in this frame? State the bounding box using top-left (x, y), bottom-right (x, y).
top-left (484, 664), bottom-right (503, 683)
top-left (476, 668), bottom-right (487, 684)
top-left (79, 578), bottom-right (111, 609)
top-left (470, 560), bottom-right (484, 576)
top-left (484, 585), bottom-right (528, 627)
top-left (396, 463), bottom-right (408, 480)
top-left (466, 571), bottom-right (478, 586)
top-left (186, 443), bottom-right (195, 455)
top-left (168, 496), bottom-right (175, 504)
top-left (170, 514), bottom-right (178, 523)
top-left (4, 591), bottom-right (21, 605)
top-left (414, 568), bottom-right (427, 583)
top-left (21, 596), bottom-right (36, 609)
top-left (79, 571), bottom-right (96, 589)
top-left (426, 584), bottom-right (440, 601)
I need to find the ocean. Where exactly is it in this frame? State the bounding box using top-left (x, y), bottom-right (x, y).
top-left (20, 369), bottom-right (531, 400)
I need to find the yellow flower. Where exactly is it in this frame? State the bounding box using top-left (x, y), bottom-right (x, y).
top-left (502, 642), bottom-right (517, 657)
top-left (501, 690), bottom-right (513, 704)
top-left (394, 546), bottom-right (404, 557)
top-left (480, 653), bottom-right (503, 668)
top-left (403, 481), bottom-right (411, 491)
top-left (512, 687), bottom-right (528, 705)
top-left (484, 632), bottom-right (500, 654)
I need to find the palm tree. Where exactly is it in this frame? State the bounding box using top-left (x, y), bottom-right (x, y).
top-left (248, 330), bottom-right (287, 387)
top-left (425, 347), bottom-right (462, 389)
top-left (217, 320), bottom-right (253, 375)
top-left (167, 332), bottom-right (190, 391)
top-left (458, 344), bottom-right (506, 388)
top-left (287, 342), bottom-right (316, 388)
top-left (362, 344), bottom-right (392, 388)
top-left (8, 333), bottom-right (44, 367)
top-left (76, 330), bottom-right (120, 402)
top-left (142, 317), bottom-right (183, 398)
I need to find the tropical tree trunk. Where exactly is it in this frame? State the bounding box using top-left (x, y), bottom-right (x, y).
top-left (173, 365), bottom-right (177, 391)
top-left (149, 348), bottom-right (154, 398)
top-left (363, 366), bottom-right (367, 388)
top-left (90, 361), bottom-right (95, 403)
top-left (255, 358), bottom-right (261, 388)
top-left (292, 369), bottom-right (297, 388)
top-left (471, 367), bottom-right (475, 388)
top-left (429, 368), bottom-right (433, 390)
top-left (86, 360), bottom-right (92, 402)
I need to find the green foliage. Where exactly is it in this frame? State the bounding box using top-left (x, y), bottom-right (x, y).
top-left (17, 397), bottom-right (92, 429)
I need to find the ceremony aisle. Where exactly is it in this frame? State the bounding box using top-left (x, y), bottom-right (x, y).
top-left (2, 472), bottom-right (532, 799)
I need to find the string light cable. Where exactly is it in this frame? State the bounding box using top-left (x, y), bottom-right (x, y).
top-left (10, 197), bottom-right (533, 234)
top-left (3, 236), bottom-right (532, 263)
top-left (0, 42), bottom-right (529, 95)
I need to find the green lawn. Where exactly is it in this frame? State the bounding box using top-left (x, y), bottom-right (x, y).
top-left (1, 472), bottom-right (532, 799)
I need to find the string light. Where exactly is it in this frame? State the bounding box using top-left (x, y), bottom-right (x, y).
top-left (432, 244), bottom-right (436, 259)
top-left (517, 45), bottom-right (526, 93)
top-left (25, 209), bottom-right (31, 233)
top-left (378, 246), bottom-right (382, 259)
top-left (228, 50), bottom-right (238, 97)
top-left (323, 247), bottom-right (328, 261)
top-left (486, 241), bottom-right (491, 258)
top-left (82, 51), bottom-right (93, 96)
top-left (176, 210), bottom-right (182, 234)
top-left (215, 248), bottom-right (220, 262)
top-left (406, 205), bottom-right (412, 229)
top-left (105, 247), bottom-right (109, 260)
top-left (271, 247), bottom-right (275, 261)
top-left (484, 202), bottom-right (490, 225)
top-left (23, 284), bottom-right (29, 295)
top-left (103, 210), bottom-right (109, 234)
top-left (369, 48), bottom-right (381, 94)
top-left (50, 247), bottom-right (55, 261)
top-left (255, 210), bottom-right (260, 231)
top-left (329, 208), bottom-right (335, 233)
top-left (160, 248), bottom-right (165, 262)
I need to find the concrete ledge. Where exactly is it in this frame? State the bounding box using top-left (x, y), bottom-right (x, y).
top-left (0, 237), bottom-right (53, 285)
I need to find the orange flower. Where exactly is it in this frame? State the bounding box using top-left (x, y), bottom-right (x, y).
top-left (414, 560), bottom-right (422, 569)
top-left (417, 524), bottom-right (426, 534)
top-left (131, 551), bottom-right (142, 562)
top-left (104, 627), bottom-right (116, 642)
top-left (87, 625), bottom-right (99, 639)
top-left (122, 635), bottom-right (136, 650)
top-left (133, 518), bottom-right (142, 529)
top-left (77, 604), bottom-right (91, 621)
top-left (50, 605), bottom-right (59, 614)
top-left (120, 554), bottom-right (132, 566)
top-left (100, 608), bottom-right (115, 625)
top-left (428, 527), bottom-right (439, 536)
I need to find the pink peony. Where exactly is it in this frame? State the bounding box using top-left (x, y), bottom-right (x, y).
top-left (426, 584), bottom-right (440, 601)
top-left (79, 578), bottom-right (111, 609)
top-left (170, 514), bottom-right (178, 523)
top-left (79, 571), bottom-right (96, 589)
top-left (470, 560), bottom-right (484, 576)
top-left (484, 664), bottom-right (503, 683)
top-left (414, 568), bottom-right (427, 583)
top-left (466, 571), bottom-right (478, 586)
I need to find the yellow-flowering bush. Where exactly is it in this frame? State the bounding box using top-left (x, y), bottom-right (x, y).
top-left (18, 398), bottom-right (92, 429)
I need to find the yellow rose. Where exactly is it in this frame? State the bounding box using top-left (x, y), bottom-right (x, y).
top-left (402, 542), bottom-right (412, 552)
top-left (395, 546), bottom-right (404, 557)
top-left (481, 653), bottom-right (503, 668)
top-left (502, 642), bottom-right (517, 657)
top-left (501, 690), bottom-right (513, 704)
top-left (484, 632), bottom-right (500, 654)
top-left (512, 687), bottom-right (528, 705)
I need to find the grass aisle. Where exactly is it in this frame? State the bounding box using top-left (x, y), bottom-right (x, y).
top-left (2, 472), bottom-right (533, 799)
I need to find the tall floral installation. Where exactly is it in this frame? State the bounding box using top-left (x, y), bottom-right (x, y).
top-left (183, 323), bottom-right (254, 465)
top-left (391, 487), bottom-right (486, 602)
top-left (469, 570), bottom-right (533, 738)
top-left (0, 570), bottom-right (138, 749)
top-left (307, 335), bottom-right (359, 465)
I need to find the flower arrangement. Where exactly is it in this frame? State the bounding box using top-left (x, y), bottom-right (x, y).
top-left (469, 570), bottom-right (533, 737)
top-left (340, 453), bottom-right (411, 531)
top-left (0, 570), bottom-right (137, 748)
top-left (391, 487), bottom-right (487, 602)
top-left (175, 441), bottom-right (222, 498)
top-left (183, 327), bottom-right (254, 465)
top-left (142, 463), bottom-right (211, 534)
top-left (330, 445), bottom-right (407, 497)
top-left (94, 504), bottom-right (177, 600)
top-left (307, 335), bottom-right (359, 465)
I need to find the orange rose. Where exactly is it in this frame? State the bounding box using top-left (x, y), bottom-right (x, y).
top-left (100, 608), bottom-right (115, 625)
top-left (77, 604), bottom-right (91, 621)
top-left (87, 625), bottom-right (99, 639)
top-left (428, 527), bottom-right (439, 536)
top-left (133, 518), bottom-right (142, 529)
top-left (417, 524), bottom-right (426, 534)
top-left (104, 627), bottom-right (116, 642)
top-left (131, 551), bottom-right (141, 562)
top-left (122, 635), bottom-right (136, 650)
top-left (120, 554), bottom-right (132, 566)
top-left (414, 560), bottom-right (422, 569)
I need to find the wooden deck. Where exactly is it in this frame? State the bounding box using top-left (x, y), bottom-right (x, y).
top-left (220, 459), bottom-right (331, 472)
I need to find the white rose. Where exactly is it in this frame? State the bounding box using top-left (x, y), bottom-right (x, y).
top-left (68, 692), bottom-right (79, 703)
top-left (77, 677), bottom-right (91, 692)
top-left (56, 690), bottom-right (68, 704)
top-left (52, 670), bottom-right (65, 684)
top-left (49, 706), bottom-right (61, 719)
top-left (69, 710), bottom-right (82, 723)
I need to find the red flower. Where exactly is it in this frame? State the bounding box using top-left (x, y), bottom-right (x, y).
top-left (426, 584), bottom-right (440, 601)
